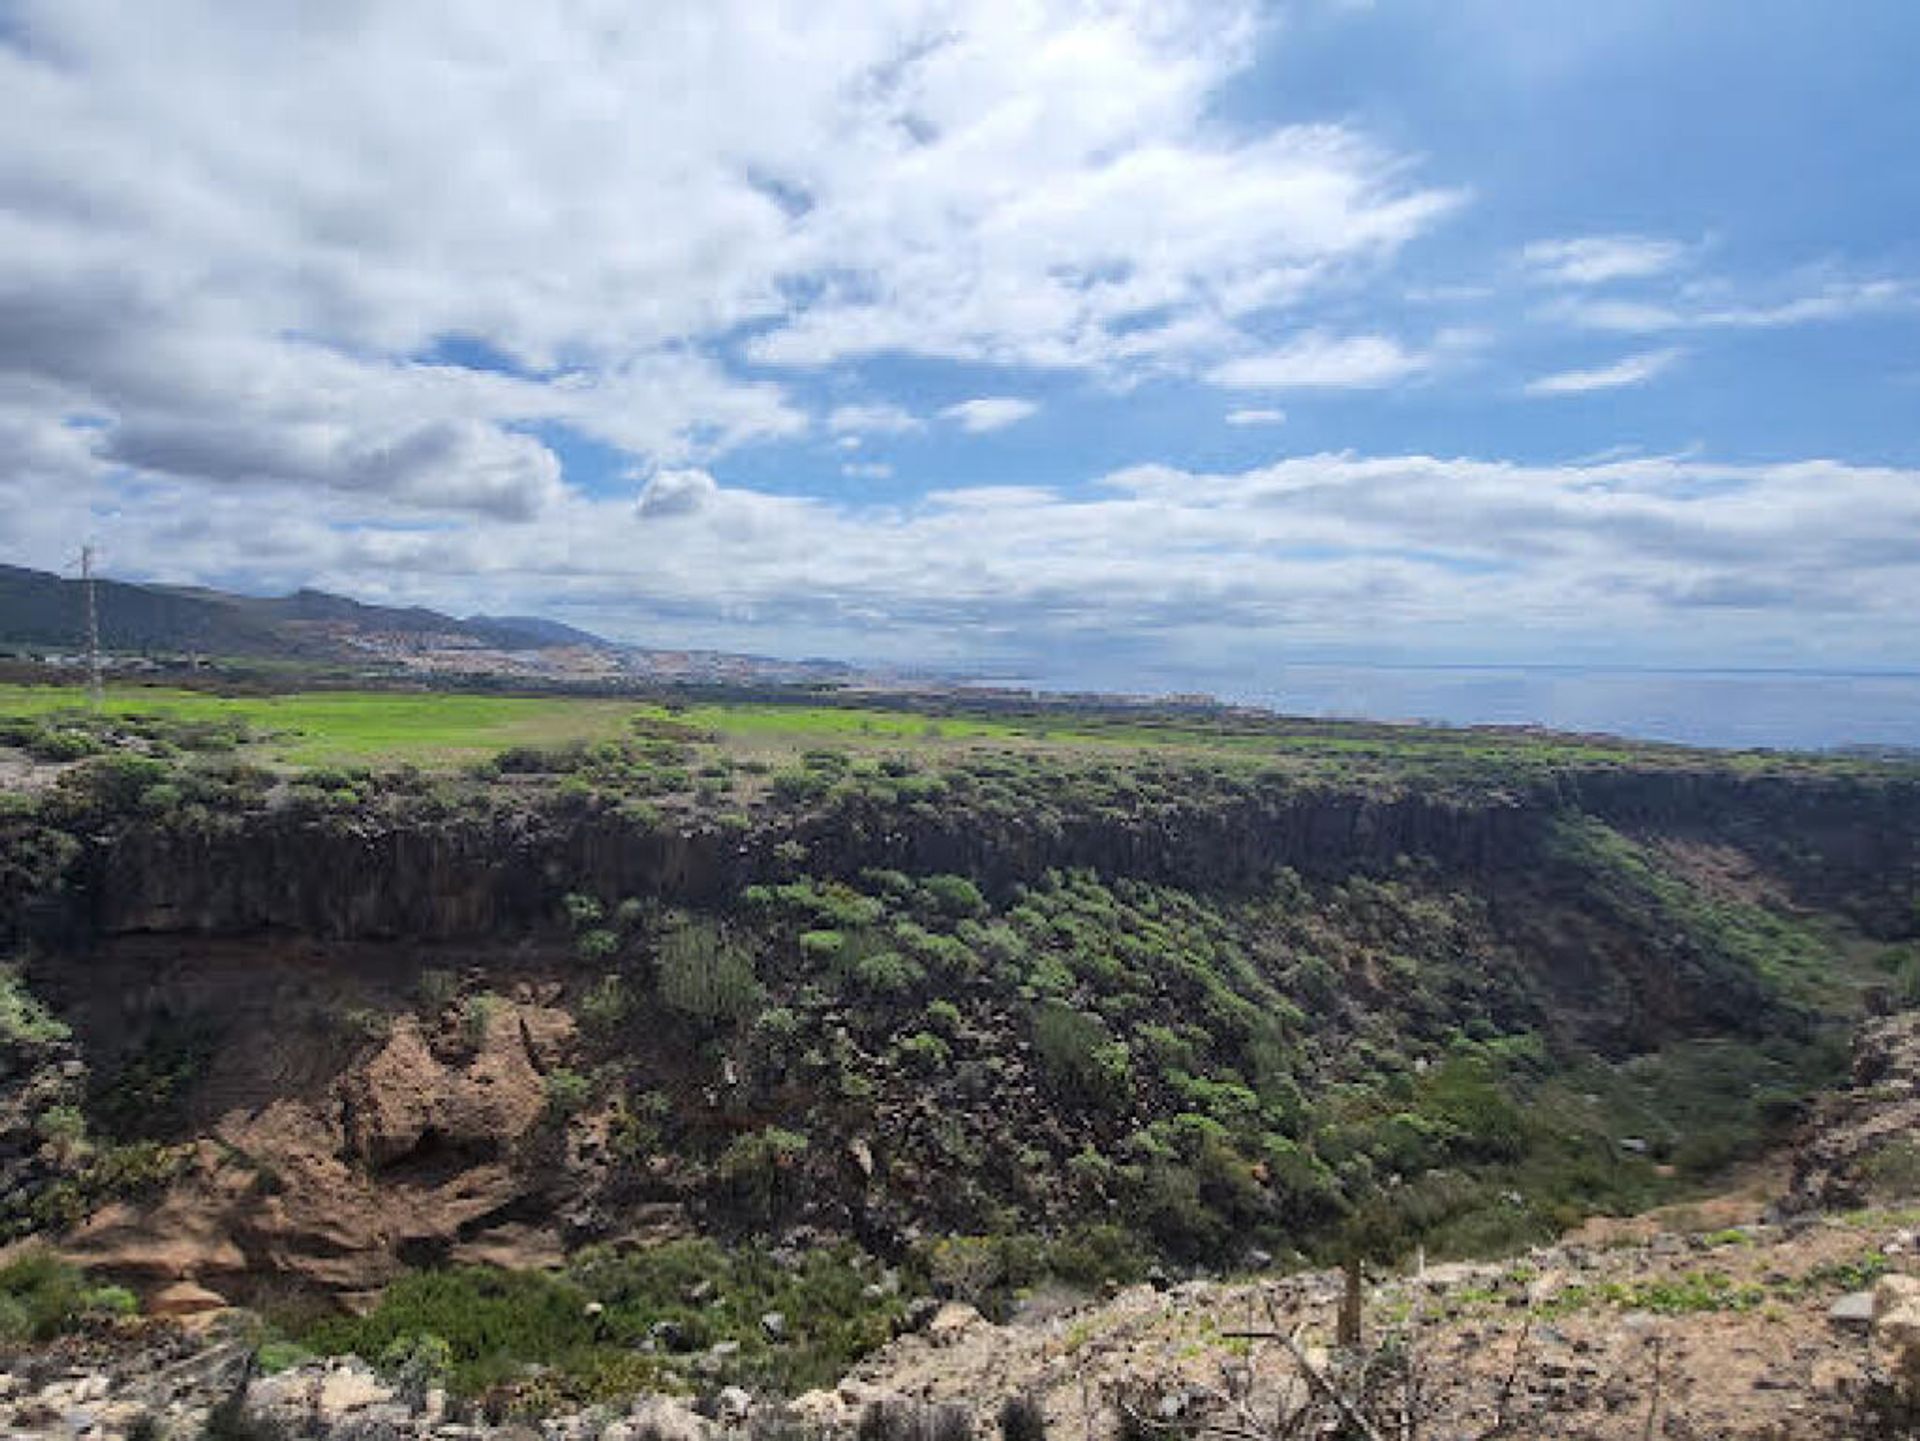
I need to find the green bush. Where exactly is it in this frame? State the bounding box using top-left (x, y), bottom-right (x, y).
top-left (1045, 1223), bottom-right (1151, 1287)
top-left (461, 992), bottom-right (505, 1044)
top-left (0, 966), bottom-right (68, 1045)
top-left (1031, 1001), bottom-right (1130, 1107)
top-left (717, 1127), bottom-right (810, 1222)
top-left (0, 1252), bottom-right (138, 1342)
top-left (576, 928), bottom-right (620, 964)
top-left (893, 1031), bottom-right (951, 1072)
top-left (657, 920), bottom-right (763, 1023)
top-left (545, 1069), bottom-right (593, 1117)
top-left (415, 967), bottom-right (460, 1016)
top-left (577, 973), bottom-right (630, 1031)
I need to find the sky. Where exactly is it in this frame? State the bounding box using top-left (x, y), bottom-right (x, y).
top-left (2, 0), bottom-right (1918, 695)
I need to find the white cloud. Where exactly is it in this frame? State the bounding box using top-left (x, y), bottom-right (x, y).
top-left (1207, 332), bottom-right (1428, 390)
top-left (635, 468), bottom-right (718, 520)
top-left (16, 449), bottom-right (1919, 678)
top-left (940, 397), bottom-right (1040, 433)
top-left (1225, 408), bottom-right (1287, 426)
top-left (1525, 347), bottom-right (1685, 396)
top-left (828, 403), bottom-right (922, 436)
top-left (0, 0), bottom-right (1459, 514)
top-left (1544, 277), bottom-right (1915, 334)
top-left (842, 461), bottom-right (895, 480)
top-left (1523, 235), bottom-right (1687, 286)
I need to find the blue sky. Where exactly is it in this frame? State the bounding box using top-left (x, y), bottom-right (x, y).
top-left (2, 0), bottom-right (1917, 693)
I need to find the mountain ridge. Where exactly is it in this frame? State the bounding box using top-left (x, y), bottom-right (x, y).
top-left (0, 563), bottom-right (613, 660)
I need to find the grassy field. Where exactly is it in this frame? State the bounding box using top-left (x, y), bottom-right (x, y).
top-left (0, 685), bottom-right (647, 766)
top-left (0, 680), bottom-right (1865, 778)
top-left (0, 684), bottom-right (1072, 768)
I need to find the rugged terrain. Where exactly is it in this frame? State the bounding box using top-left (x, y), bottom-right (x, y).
top-left (2, 684), bottom-right (1918, 1433)
top-left (7, 1068), bottom-right (1920, 1438)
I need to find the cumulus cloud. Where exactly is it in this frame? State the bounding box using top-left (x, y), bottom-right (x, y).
top-left (1207, 333), bottom-right (1429, 390)
top-left (1225, 408), bottom-right (1288, 426)
top-left (941, 397), bottom-right (1040, 433)
top-left (12, 449), bottom-right (1919, 678)
top-left (1525, 348), bottom-right (1685, 396)
top-left (0, 0), bottom-right (1459, 521)
top-left (636, 468), bottom-right (719, 520)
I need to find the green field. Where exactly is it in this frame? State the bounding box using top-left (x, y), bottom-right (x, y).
top-left (0, 685), bottom-right (1055, 768)
top-left (0, 685), bottom-right (646, 766)
top-left (0, 680), bottom-right (1867, 778)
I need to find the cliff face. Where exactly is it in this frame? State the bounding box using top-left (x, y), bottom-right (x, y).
top-left (49, 767), bottom-right (1917, 945)
top-left (50, 787), bottom-right (1541, 941)
top-left (9, 756), bottom-right (1915, 1312)
top-left (1560, 768), bottom-right (1920, 937)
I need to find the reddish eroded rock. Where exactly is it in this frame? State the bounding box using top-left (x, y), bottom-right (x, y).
top-left (65, 999), bottom-right (576, 1297)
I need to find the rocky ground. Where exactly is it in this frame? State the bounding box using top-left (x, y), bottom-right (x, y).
top-left (6, 1200), bottom-right (1919, 1439)
top-left (8, 1019), bottom-right (1920, 1439)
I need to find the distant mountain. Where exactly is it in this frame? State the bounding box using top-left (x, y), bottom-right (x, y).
top-left (0, 564), bottom-right (297, 657)
top-left (463, 614), bottom-right (612, 650)
top-left (0, 564), bottom-right (611, 660)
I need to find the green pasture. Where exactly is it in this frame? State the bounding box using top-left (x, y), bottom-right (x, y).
top-left (0, 685), bottom-right (1053, 769)
top-left (0, 685), bottom-right (639, 767)
top-left (0, 681), bottom-right (1853, 777)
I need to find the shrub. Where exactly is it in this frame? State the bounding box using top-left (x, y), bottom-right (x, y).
top-left (850, 949), bottom-right (925, 997)
top-left (771, 768), bottom-right (831, 804)
top-left (0, 1251), bottom-right (138, 1342)
top-left (919, 874), bottom-right (987, 919)
top-left (577, 974), bottom-right (630, 1031)
top-left (461, 992), bottom-right (505, 1045)
top-left (893, 1031), bottom-right (951, 1072)
top-left (0, 967), bottom-right (68, 1046)
top-left (658, 920), bottom-right (763, 1023)
top-left (717, 1128), bottom-right (811, 1223)
top-left (545, 1069), bottom-right (593, 1117)
top-left (859, 1400), bottom-right (973, 1441)
top-left (1045, 1223), bottom-right (1151, 1288)
top-left (416, 967), bottom-right (460, 1016)
top-left (561, 892), bottom-right (604, 930)
top-left (1031, 1001), bottom-right (1130, 1107)
top-left (576, 928), bottom-right (620, 964)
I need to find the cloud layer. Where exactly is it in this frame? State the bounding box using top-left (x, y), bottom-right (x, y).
top-left (12, 447), bottom-right (1917, 680)
top-left (0, 0), bottom-right (1460, 520)
top-left (2, 2), bottom-right (1917, 690)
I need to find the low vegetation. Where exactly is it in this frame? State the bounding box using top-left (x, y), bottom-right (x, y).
top-left (2, 681), bottom-right (1915, 1413)
top-left (299, 1240), bottom-right (904, 1407)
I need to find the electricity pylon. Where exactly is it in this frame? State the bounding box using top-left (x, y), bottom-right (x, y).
top-left (80, 544), bottom-right (104, 708)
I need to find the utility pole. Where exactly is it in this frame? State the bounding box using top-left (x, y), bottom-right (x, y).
top-left (80, 544), bottom-right (104, 708)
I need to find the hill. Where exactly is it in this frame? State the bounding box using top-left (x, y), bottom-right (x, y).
top-left (0, 563), bottom-right (613, 661)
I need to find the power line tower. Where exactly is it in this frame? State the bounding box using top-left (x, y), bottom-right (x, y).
top-left (80, 544), bottom-right (104, 708)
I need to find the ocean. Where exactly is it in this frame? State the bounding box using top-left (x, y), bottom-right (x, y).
top-left (1227, 664), bottom-right (1920, 752)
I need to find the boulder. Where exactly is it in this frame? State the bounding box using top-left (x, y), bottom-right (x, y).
top-left (148, 1280), bottom-right (228, 1318)
top-left (1871, 1273), bottom-right (1920, 1377)
top-left (631, 1394), bottom-right (713, 1441)
top-left (315, 1362), bottom-right (396, 1420)
top-left (1829, 1291), bottom-right (1877, 1332)
top-left (926, 1301), bottom-right (984, 1345)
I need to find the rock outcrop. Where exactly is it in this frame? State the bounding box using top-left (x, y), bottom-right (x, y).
top-left (1790, 1010), bottom-right (1920, 1212)
top-left (64, 1001), bottom-right (579, 1298)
